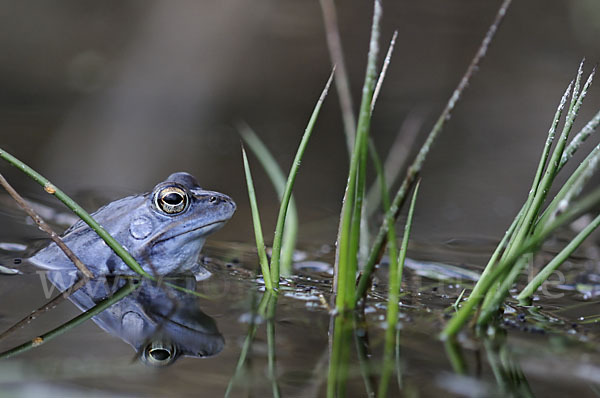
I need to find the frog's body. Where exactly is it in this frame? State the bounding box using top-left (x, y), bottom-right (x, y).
top-left (29, 172), bottom-right (236, 276)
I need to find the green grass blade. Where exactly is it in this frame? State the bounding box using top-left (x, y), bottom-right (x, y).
top-left (559, 109), bottom-right (600, 170)
top-left (0, 148), bottom-right (150, 279)
top-left (0, 279), bottom-right (139, 359)
top-left (371, 30), bottom-right (398, 114)
top-left (355, 0), bottom-right (513, 303)
top-left (531, 185), bottom-right (600, 246)
top-left (378, 181), bottom-right (419, 398)
top-left (568, 59), bottom-right (585, 115)
top-left (241, 146), bottom-right (274, 293)
top-left (477, 254), bottom-right (529, 325)
top-left (518, 213), bottom-right (600, 302)
top-left (239, 124), bottom-right (298, 276)
top-left (529, 80), bottom-right (573, 196)
top-left (269, 69), bottom-right (334, 287)
top-left (365, 111), bottom-right (424, 218)
top-left (537, 142), bottom-right (600, 230)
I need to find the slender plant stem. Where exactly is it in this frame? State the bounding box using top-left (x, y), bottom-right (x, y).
top-left (239, 124), bottom-right (298, 276)
top-left (371, 30), bottom-right (398, 114)
top-left (0, 148), bottom-right (149, 278)
top-left (241, 146), bottom-right (274, 293)
top-left (378, 181), bottom-right (419, 398)
top-left (0, 172), bottom-right (94, 279)
top-left (518, 213), bottom-right (600, 302)
top-left (269, 70), bottom-right (334, 287)
top-left (0, 279), bottom-right (139, 359)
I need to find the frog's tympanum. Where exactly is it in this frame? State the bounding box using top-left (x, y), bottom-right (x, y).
top-left (29, 172), bottom-right (236, 276)
top-left (48, 271), bottom-right (224, 366)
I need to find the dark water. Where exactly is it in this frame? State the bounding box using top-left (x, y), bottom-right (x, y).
top-left (2, 199), bottom-right (600, 397)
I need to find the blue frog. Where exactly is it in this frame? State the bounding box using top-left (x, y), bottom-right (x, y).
top-left (29, 172), bottom-right (236, 276)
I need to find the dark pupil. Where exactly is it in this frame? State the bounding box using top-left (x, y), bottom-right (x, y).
top-left (163, 192), bottom-right (183, 205)
top-left (150, 349), bottom-right (171, 361)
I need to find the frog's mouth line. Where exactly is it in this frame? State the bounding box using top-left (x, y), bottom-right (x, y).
top-left (153, 219), bottom-right (228, 245)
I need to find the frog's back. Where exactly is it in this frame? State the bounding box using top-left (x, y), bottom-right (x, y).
top-left (29, 195), bottom-right (147, 274)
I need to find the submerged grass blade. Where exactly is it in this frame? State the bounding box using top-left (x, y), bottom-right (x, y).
top-left (355, 0), bottom-right (513, 303)
top-left (0, 279), bottom-right (139, 359)
top-left (269, 69), bottom-right (334, 287)
top-left (378, 181), bottom-right (419, 398)
top-left (241, 146), bottom-right (274, 293)
top-left (240, 124), bottom-right (298, 276)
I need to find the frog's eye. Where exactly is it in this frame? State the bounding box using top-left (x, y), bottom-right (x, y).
top-left (141, 341), bottom-right (177, 367)
top-left (155, 186), bottom-right (188, 214)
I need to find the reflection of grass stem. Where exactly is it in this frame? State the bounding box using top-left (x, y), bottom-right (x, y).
top-left (0, 279), bottom-right (139, 359)
top-left (0, 276), bottom-right (88, 341)
top-left (266, 294), bottom-right (281, 398)
top-left (444, 339), bottom-right (467, 375)
top-left (354, 310), bottom-right (376, 398)
top-left (225, 292), bottom-right (275, 398)
top-left (378, 182), bottom-right (419, 398)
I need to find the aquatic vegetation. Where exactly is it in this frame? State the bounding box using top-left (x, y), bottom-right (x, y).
top-left (241, 70), bottom-right (334, 292)
top-left (443, 62), bottom-right (600, 339)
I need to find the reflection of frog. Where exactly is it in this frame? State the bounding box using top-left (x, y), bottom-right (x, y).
top-left (48, 271), bottom-right (224, 366)
top-left (29, 172), bottom-right (236, 276)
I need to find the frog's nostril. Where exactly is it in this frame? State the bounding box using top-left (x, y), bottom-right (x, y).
top-left (209, 196), bottom-right (217, 203)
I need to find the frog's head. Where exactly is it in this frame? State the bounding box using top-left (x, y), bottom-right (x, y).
top-left (129, 172), bottom-right (236, 274)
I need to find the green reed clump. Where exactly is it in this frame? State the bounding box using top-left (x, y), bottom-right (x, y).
top-left (442, 61), bottom-right (600, 339)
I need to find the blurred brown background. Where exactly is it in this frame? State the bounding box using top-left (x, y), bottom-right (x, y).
top-left (1, 0), bottom-right (599, 245)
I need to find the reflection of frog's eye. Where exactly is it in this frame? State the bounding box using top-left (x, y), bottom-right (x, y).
top-left (141, 341), bottom-right (177, 367)
top-left (155, 186), bottom-right (188, 214)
